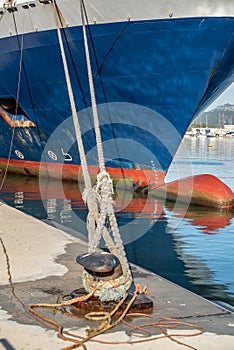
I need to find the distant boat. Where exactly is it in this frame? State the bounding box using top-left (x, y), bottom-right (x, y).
top-left (206, 131), bottom-right (216, 138)
top-left (215, 129), bottom-right (226, 137)
top-left (225, 131), bottom-right (234, 137)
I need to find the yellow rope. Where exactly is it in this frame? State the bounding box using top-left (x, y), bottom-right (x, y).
top-left (29, 288), bottom-right (97, 310)
top-left (1, 235), bottom-right (203, 350)
top-left (29, 286), bottom-right (141, 350)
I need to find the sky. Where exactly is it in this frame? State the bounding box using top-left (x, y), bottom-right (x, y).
top-left (206, 82), bottom-right (234, 110)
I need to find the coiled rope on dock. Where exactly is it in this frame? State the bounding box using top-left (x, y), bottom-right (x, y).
top-left (0, 234), bottom-right (204, 350)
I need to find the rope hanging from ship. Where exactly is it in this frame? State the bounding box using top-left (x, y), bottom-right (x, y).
top-left (53, 0), bottom-right (133, 302)
top-left (78, 0), bottom-right (131, 176)
top-left (0, 2), bottom-right (24, 191)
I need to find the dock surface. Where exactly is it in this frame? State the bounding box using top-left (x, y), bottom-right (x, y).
top-left (0, 202), bottom-right (233, 350)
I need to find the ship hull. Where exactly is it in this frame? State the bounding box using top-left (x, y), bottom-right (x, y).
top-left (0, 157), bottom-right (165, 190)
top-left (0, 1), bottom-right (233, 189)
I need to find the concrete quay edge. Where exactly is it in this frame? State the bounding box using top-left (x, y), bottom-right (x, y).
top-left (0, 202), bottom-right (233, 350)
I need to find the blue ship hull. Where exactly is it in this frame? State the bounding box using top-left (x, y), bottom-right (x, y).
top-left (0, 15), bottom-right (234, 188)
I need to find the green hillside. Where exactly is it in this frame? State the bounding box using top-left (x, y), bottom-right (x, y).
top-left (191, 104), bottom-right (234, 128)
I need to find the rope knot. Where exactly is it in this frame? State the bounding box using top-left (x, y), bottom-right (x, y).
top-left (96, 170), bottom-right (113, 195)
top-left (82, 188), bottom-right (100, 206)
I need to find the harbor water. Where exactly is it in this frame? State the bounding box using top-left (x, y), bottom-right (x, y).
top-left (0, 136), bottom-right (233, 306)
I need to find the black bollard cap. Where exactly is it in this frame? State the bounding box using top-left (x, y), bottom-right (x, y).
top-left (76, 252), bottom-right (121, 273)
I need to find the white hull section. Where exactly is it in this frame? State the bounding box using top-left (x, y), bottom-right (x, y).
top-left (0, 0), bottom-right (233, 38)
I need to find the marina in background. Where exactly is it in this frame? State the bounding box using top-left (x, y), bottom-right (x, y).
top-left (186, 103), bottom-right (234, 137)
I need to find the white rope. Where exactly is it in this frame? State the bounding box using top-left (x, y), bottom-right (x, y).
top-left (80, 1), bottom-right (105, 173)
top-left (54, 0), bottom-right (132, 301)
top-left (55, 11), bottom-right (92, 191)
top-left (53, 0), bottom-right (99, 256)
top-left (80, 0), bottom-right (132, 300)
top-left (0, 9), bottom-right (24, 191)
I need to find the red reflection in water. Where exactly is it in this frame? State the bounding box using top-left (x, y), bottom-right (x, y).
top-left (1, 174), bottom-right (233, 234)
top-left (0, 175), bottom-right (164, 219)
top-left (166, 202), bottom-right (233, 234)
top-left (185, 211), bottom-right (233, 234)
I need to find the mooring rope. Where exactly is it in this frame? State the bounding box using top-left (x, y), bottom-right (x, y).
top-left (54, 3), bottom-right (92, 192)
top-left (53, 0), bottom-right (132, 301)
top-left (29, 288), bottom-right (203, 350)
top-left (0, 233), bottom-right (205, 350)
top-left (79, 0), bottom-right (132, 300)
top-left (79, 0), bottom-right (105, 173)
top-left (0, 7), bottom-right (25, 191)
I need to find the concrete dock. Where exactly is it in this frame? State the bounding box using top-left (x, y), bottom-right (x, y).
top-left (0, 202), bottom-right (234, 350)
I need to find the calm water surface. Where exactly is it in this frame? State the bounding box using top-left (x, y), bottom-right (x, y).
top-left (0, 136), bottom-right (233, 306)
